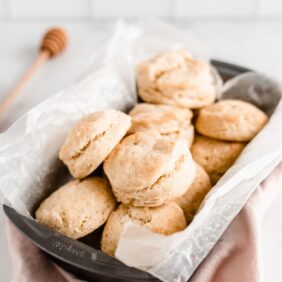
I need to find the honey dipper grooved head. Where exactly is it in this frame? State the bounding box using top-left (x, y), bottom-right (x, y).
top-left (40, 27), bottom-right (68, 57)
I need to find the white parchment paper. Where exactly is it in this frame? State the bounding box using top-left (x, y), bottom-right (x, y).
top-left (0, 19), bottom-right (282, 282)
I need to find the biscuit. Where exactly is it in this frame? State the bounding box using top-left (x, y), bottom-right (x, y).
top-left (59, 110), bottom-right (131, 179)
top-left (101, 202), bottom-right (186, 256)
top-left (191, 135), bottom-right (245, 184)
top-left (196, 99), bottom-right (268, 142)
top-left (136, 50), bottom-right (216, 109)
top-left (129, 103), bottom-right (194, 146)
top-left (35, 177), bottom-right (116, 239)
top-left (103, 131), bottom-right (196, 207)
top-left (175, 164), bottom-right (212, 223)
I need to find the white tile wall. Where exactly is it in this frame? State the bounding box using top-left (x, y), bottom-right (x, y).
top-left (92, 0), bottom-right (171, 18)
top-left (174, 0), bottom-right (257, 18)
top-left (258, 0), bottom-right (282, 16)
top-left (9, 0), bottom-right (90, 18)
top-left (0, 0), bottom-right (281, 20)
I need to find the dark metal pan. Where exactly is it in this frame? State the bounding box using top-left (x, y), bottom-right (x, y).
top-left (3, 60), bottom-right (251, 282)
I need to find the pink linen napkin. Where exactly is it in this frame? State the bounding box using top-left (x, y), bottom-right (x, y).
top-left (190, 162), bottom-right (282, 282)
top-left (6, 162), bottom-right (282, 282)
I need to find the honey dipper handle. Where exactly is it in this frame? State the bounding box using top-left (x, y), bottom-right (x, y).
top-left (0, 50), bottom-right (49, 117)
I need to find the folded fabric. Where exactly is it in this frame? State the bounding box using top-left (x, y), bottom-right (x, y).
top-left (191, 162), bottom-right (282, 282)
top-left (6, 162), bottom-right (282, 282)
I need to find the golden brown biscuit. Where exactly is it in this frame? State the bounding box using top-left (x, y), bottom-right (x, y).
top-left (101, 202), bottom-right (186, 256)
top-left (196, 99), bottom-right (268, 142)
top-left (137, 50), bottom-right (216, 109)
top-left (35, 177), bottom-right (116, 239)
top-left (175, 164), bottom-right (212, 223)
top-left (129, 103), bottom-right (194, 146)
top-left (103, 131), bottom-right (196, 207)
top-left (191, 135), bottom-right (245, 184)
top-left (59, 110), bottom-right (131, 179)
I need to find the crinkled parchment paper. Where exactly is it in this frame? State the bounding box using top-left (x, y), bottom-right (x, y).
top-left (1, 19), bottom-right (282, 282)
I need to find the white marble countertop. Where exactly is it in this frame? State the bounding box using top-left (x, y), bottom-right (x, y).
top-left (1, 20), bottom-right (282, 282)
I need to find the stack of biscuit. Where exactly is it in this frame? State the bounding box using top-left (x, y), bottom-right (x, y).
top-left (192, 99), bottom-right (268, 184)
top-left (35, 50), bottom-right (268, 258)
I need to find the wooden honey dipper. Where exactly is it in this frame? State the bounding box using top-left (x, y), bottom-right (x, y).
top-left (0, 27), bottom-right (68, 117)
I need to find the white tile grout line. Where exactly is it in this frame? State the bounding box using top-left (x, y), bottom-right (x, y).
top-left (2, 15), bottom-right (282, 24)
top-left (89, 0), bottom-right (95, 20)
top-left (253, 0), bottom-right (262, 16)
top-left (2, 0), bottom-right (11, 19)
top-left (86, 0), bottom-right (93, 21)
top-left (169, 0), bottom-right (176, 21)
